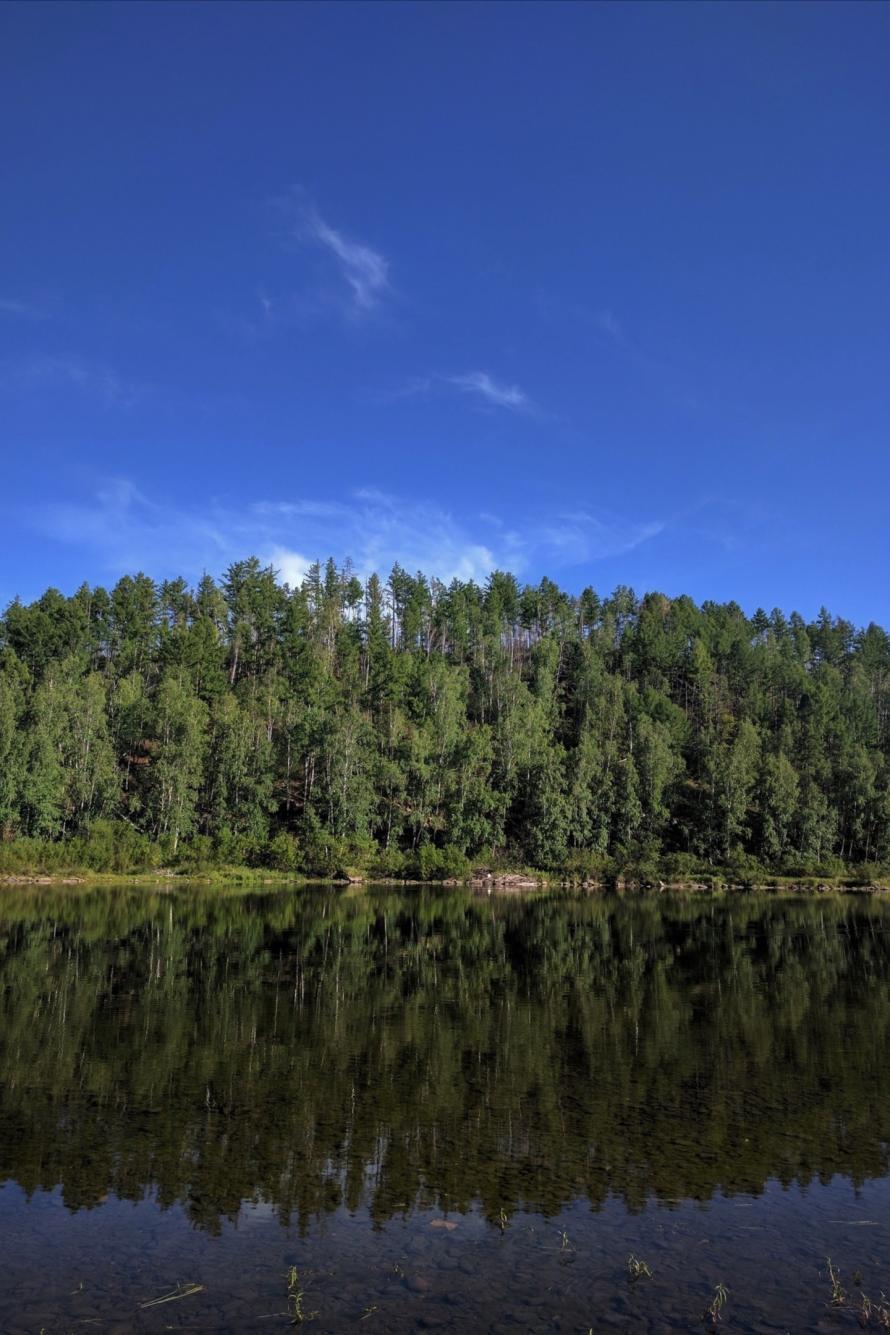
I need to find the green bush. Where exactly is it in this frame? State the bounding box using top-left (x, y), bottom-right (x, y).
top-left (660, 852), bottom-right (708, 881)
top-left (559, 849), bottom-right (610, 881)
top-left (847, 861), bottom-right (890, 884)
top-left (296, 818), bottom-right (376, 878)
top-left (368, 845), bottom-right (408, 879)
top-left (723, 848), bottom-right (769, 886)
top-left (413, 844), bottom-right (472, 881)
top-left (780, 854), bottom-right (847, 880)
top-left (0, 822), bottom-right (161, 875)
top-left (80, 820), bottom-right (161, 873)
top-left (174, 834), bottom-right (217, 873)
top-left (265, 831), bottom-right (301, 871)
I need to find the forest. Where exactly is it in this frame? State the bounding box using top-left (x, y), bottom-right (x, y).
top-left (1, 557), bottom-right (889, 879)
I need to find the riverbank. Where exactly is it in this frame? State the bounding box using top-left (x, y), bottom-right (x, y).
top-left (1, 867), bottom-right (888, 894)
top-left (0, 867), bottom-right (303, 888)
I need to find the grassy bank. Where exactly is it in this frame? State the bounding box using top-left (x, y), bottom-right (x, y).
top-left (1, 864), bottom-right (888, 896)
top-left (2, 823), bottom-right (889, 891)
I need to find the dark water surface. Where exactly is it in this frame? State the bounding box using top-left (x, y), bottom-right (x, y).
top-left (1, 885), bottom-right (889, 1332)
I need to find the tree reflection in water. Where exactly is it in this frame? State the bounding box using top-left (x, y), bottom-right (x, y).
top-left (0, 886), bottom-right (888, 1237)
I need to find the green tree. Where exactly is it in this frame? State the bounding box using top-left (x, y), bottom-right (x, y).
top-left (149, 675), bottom-right (208, 851)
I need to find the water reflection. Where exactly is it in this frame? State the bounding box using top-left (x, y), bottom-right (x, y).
top-left (1, 886), bottom-right (889, 1236)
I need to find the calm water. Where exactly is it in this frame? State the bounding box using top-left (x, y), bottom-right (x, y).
top-left (1, 885), bottom-right (889, 1332)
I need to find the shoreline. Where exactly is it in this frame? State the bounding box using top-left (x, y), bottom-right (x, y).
top-left (0, 869), bottom-right (888, 895)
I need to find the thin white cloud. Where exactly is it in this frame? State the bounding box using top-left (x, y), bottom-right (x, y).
top-left (536, 290), bottom-right (712, 418)
top-left (592, 308), bottom-right (622, 341)
top-left (0, 355), bottom-right (145, 408)
top-left (32, 485), bottom-right (504, 587)
top-left (281, 190), bottom-right (390, 314)
top-left (0, 297), bottom-right (49, 321)
top-left (222, 188), bottom-right (393, 338)
top-left (249, 491), bottom-right (503, 583)
top-left (303, 210), bottom-right (389, 311)
top-left (536, 512), bottom-right (664, 564)
top-left (444, 371), bottom-right (532, 413)
top-left (28, 482), bottom-right (663, 594)
top-left (535, 290), bottom-right (624, 344)
top-left (39, 480), bottom-right (230, 572)
top-left (393, 370), bottom-right (535, 415)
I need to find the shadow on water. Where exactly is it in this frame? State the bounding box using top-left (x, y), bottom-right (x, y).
top-left (0, 885), bottom-right (889, 1330)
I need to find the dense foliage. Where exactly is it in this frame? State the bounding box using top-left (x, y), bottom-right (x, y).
top-left (2, 558), bottom-right (889, 876)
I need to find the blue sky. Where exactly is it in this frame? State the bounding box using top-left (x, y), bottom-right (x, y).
top-left (2, 1), bottom-right (889, 622)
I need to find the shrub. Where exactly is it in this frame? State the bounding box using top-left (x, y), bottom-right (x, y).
top-left (79, 820), bottom-right (161, 873)
top-left (414, 844), bottom-right (472, 881)
top-left (780, 854), bottom-right (847, 880)
top-left (265, 832), bottom-right (301, 872)
top-left (723, 848), bottom-right (768, 886)
top-left (368, 845), bottom-right (408, 879)
top-left (847, 861), bottom-right (890, 884)
top-left (560, 849), bottom-right (610, 881)
top-left (297, 821), bottom-right (376, 878)
top-left (661, 851), bottom-right (707, 881)
top-left (175, 834), bottom-right (217, 873)
top-left (0, 823), bottom-right (161, 875)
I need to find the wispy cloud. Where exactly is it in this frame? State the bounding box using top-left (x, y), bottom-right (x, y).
top-left (228, 190), bottom-right (393, 337)
top-left (275, 189), bottom-right (391, 315)
top-left (591, 308), bottom-right (622, 341)
top-left (394, 370), bottom-right (535, 415)
top-left (536, 290), bottom-right (709, 417)
top-left (250, 491), bottom-right (504, 583)
top-left (535, 511), bottom-right (664, 564)
top-left (444, 371), bottom-right (532, 413)
top-left (535, 289), bottom-right (624, 344)
top-left (28, 483), bottom-right (663, 592)
top-left (300, 207), bottom-right (389, 312)
top-left (37, 480), bottom-right (231, 572)
top-left (0, 355), bottom-right (145, 408)
top-left (0, 297), bottom-right (49, 321)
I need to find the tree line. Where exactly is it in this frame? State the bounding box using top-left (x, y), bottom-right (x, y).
top-left (1, 557), bottom-right (889, 877)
